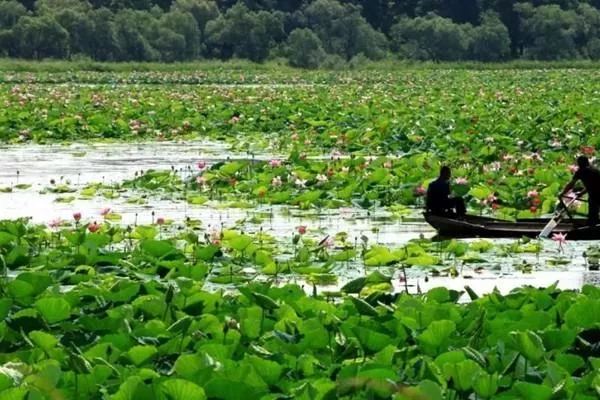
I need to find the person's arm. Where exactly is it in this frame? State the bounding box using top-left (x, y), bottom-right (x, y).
top-left (560, 179), bottom-right (577, 197)
top-left (560, 171), bottom-right (580, 197)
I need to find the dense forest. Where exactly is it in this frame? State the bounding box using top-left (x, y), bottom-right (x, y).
top-left (1, 0), bottom-right (600, 67)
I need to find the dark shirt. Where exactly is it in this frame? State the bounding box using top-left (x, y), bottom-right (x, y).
top-left (426, 177), bottom-right (450, 214)
top-left (574, 166), bottom-right (600, 199)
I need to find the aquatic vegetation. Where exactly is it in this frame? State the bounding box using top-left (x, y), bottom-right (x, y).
top-left (2, 68), bottom-right (600, 399)
top-left (0, 218), bottom-right (598, 399)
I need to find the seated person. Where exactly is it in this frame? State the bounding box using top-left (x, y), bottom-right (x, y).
top-left (426, 166), bottom-right (466, 217)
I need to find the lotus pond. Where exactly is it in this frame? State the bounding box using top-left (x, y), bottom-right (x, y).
top-left (2, 68), bottom-right (600, 399)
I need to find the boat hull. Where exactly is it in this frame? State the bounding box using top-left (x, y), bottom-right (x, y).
top-left (424, 213), bottom-right (600, 240)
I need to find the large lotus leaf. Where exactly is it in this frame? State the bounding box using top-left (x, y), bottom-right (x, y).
top-left (28, 331), bottom-right (58, 353)
top-left (195, 245), bottom-right (219, 261)
top-left (161, 379), bottom-right (206, 400)
top-left (541, 328), bottom-right (578, 351)
top-left (565, 299), bottom-right (600, 329)
top-left (34, 297), bottom-right (71, 324)
top-left (0, 387), bottom-right (28, 400)
top-left (6, 280), bottom-right (34, 300)
top-left (473, 372), bottom-right (499, 398)
top-left (174, 352), bottom-right (219, 380)
top-left (140, 240), bottom-right (177, 259)
top-left (416, 380), bottom-right (443, 400)
top-left (110, 376), bottom-right (143, 400)
top-left (204, 378), bottom-right (259, 400)
top-left (132, 226), bottom-right (157, 240)
top-left (298, 318), bottom-right (329, 351)
top-left (418, 320), bottom-right (456, 356)
top-left (0, 232), bottom-right (16, 247)
top-left (5, 247), bottom-right (28, 268)
top-left (513, 382), bottom-right (553, 400)
top-left (352, 326), bottom-right (393, 353)
top-left (243, 355), bottom-right (282, 385)
top-left (511, 331), bottom-right (546, 365)
top-left (444, 360), bottom-right (482, 392)
top-left (405, 254), bottom-right (441, 266)
top-left (126, 345), bottom-right (157, 366)
top-left (228, 235), bottom-right (253, 252)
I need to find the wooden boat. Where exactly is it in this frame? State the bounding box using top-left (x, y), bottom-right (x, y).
top-left (424, 213), bottom-right (600, 240)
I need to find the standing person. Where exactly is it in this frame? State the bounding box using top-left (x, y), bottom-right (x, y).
top-left (560, 156), bottom-right (600, 226)
top-left (426, 166), bottom-right (466, 218)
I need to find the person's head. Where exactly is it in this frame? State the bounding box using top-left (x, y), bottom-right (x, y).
top-left (440, 166), bottom-right (451, 181)
top-left (577, 156), bottom-right (590, 169)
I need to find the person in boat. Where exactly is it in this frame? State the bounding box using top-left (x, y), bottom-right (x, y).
top-left (560, 155), bottom-right (600, 226)
top-left (426, 166), bottom-right (466, 218)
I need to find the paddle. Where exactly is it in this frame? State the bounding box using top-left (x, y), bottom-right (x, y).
top-left (539, 193), bottom-right (582, 238)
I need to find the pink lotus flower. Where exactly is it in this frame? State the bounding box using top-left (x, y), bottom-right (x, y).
top-left (229, 116), bottom-right (240, 124)
top-left (297, 226), bottom-right (307, 235)
top-left (100, 208), bottom-right (111, 217)
top-left (552, 233), bottom-right (567, 245)
top-left (503, 154), bottom-right (514, 161)
top-left (384, 161), bottom-right (392, 169)
top-left (197, 161), bottom-right (206, 170)
top-left (415, 185), bottom-right (427, 196)
top-left (569, 165), bottom-right (579, 173)
top-left (316, 174), bottom-right (328, 184)
top-left (304, 139), bottom-right (312, 145)
top-left (551, 139), bottom-right (562, 148)
top-left (324, 237), bottom-right (334, 248)
top-left (271, 176), bottom-right (282, 187)
top-left (291, 133), bottom-right (299, 141)
top-left (88, 222), bottom-right (100, 233)
top-left (527, 190), bottom-right (539, 198)
top-left (269, 159), bottom-right (282, 168)
top-left (73, 212), bottom-right (82, 222)
top-left (455, 177), bottom-right (468, 185)
top-left (209, 226), bottom-right (221, 244)
top-left (196, 176), bottom-right (207, 185)
top-left (156, 217), bottom-right (165, 225)
top-left (48, 218), bottom-right (62, 229)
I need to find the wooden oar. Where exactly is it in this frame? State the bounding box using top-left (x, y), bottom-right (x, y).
top-left (539, 194), bottom-right (581, 238)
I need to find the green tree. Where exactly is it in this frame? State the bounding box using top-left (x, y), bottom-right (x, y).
top-left (205, 2), bottom-right (284, 62)
top-left (88, 7), bottom-right (120, 60)
top-left (391, 15), bottom-right (471, 61)
top-left (152, 27), bottom-right (186, 61)
top-left (55, 9), bottom-right (95, 56)
top-left (11, 15), bottom-right (70, 58)
top-left (0, 0), bottom-right (27, 29)
top-left (161, 10), bottom-right (200, 59)
top-left (517, 4), bottom-right (579, 60)
top-left (302, 0), bottom-right (387, 60)
top-left (471, 12), bottom-right (510, 61)
top-left (35, 0), bottom-right (91, 14)
top-left (286, 27), bottom-right (325, 68)
top-left (173, 0), bottom-right (219, 42)
top-left (114, 9), bottom-right (159, 61)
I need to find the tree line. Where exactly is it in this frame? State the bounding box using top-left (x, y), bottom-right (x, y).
top-left (2, 0), bottom-right (600, 67)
